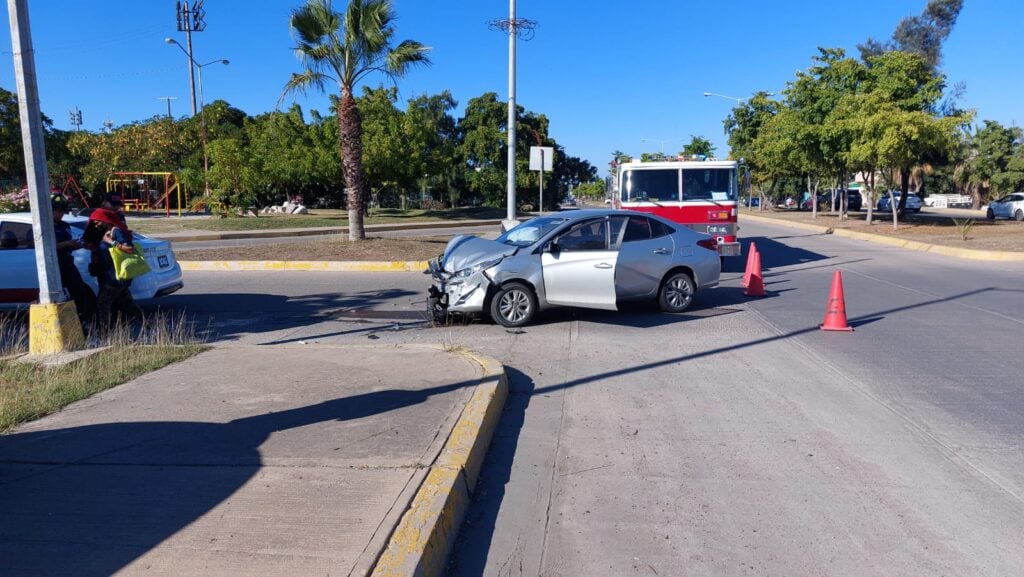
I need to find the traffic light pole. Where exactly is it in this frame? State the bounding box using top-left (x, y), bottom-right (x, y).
top-left (7, 0), bottom-right (85, 354)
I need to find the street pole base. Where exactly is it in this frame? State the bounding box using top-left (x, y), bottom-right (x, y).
top-left (501, 218), bottom-right (520, 232)
top-left (29, 301), bottom-right (85, 355)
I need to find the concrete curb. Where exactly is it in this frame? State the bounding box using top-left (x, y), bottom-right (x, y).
top-left (740, 213), bottom-right (1024, 262)
top-left (180, 260), bottom-right (429, 272)
top-left (156, 219), bottom-right (505, 243)
top-left (369, 351), bottom-right (508, 577)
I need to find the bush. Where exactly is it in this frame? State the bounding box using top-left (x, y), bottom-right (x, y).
top-left (0, 189), bottom-right (30, 213)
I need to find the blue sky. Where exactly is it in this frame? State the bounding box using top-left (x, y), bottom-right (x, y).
top-left (2, 1), bottom-right (1021, 177)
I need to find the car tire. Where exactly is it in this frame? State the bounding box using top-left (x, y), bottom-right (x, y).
top-left (490, 282), bottom-right (537, 327)
top-left (1015, 209), bottom-right (1024, 222)
top-left (987, 208), bottom-right (995, 220)
top-left (658, 271), bottom-right (696, 314)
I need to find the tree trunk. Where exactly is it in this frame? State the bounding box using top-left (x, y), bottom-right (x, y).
top-left (338, 88), bottom-right (365, 241)
top-left (863, 170), bottom-right (876, 226)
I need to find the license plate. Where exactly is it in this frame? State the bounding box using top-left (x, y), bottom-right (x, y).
top-left (708, 225), bottom-right (728, 234)
top-left (158, 255), bottom-right (168, 268)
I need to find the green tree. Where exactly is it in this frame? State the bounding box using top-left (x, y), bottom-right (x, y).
top-left (965, 120), bottom-right (1024, 205)
top-left (402, 90), bottom-right (459, 207)
top-left (858, 0), bottom-right (964, 71)
top-left (723, 92), bottom-right (781, 209)
top-left (458, 92), bottom-right (509, 206)
top-left (682, 135), bottom-right (715, 158)
top-left (358, 86), bottom-right (410, 207)
top-left (282, 0), bottom-right (430, 240)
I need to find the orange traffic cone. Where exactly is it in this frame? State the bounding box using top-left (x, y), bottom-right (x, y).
top-left (820, 270), bottom-right (854, 331)
top-left (741, 242), bottom-right (758, 287)
top-left (744, 250), bottom-right (766, 297)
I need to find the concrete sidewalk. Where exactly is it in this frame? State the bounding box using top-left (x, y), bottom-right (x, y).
top-left (0, 345), bottom-right (506, 577)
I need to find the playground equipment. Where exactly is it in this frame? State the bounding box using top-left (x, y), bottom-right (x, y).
top-left (55, 174), bottom-right (89, 208)
top-left (106, 172), bottom-right (189, 217)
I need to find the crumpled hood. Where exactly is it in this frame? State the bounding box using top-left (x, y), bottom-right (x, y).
top-left (442, 235), bottom-right (517, 273)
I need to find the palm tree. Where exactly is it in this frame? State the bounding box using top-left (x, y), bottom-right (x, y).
top-left (282, 0), bottom-right (430, 240)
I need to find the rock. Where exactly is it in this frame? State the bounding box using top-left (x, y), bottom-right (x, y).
top-left (291, 205), bottom-right (308, 214)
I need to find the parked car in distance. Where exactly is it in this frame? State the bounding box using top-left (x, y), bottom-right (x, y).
top-left (986, 192), bottom-right (1024, 221)
top-left (845, 190), bottom-right (863, 211)
top-left (800, 190), bottom-right (860, 211)
top-left (426, 209), bottom-right (721, 327)
top-left (877, 193), bottom-right (922, 212)
top-left (0, 212), bottom-right (184, 310)
top-left (558, 196), bottom-right (578, 210)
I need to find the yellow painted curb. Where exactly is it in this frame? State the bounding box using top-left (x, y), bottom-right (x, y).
top-left (371, 352), bottom-right (508, 577)
top-left (179, 260), bottom-right (430, 272)
top-left (741, 213), bottom-right (1024, 262)
top-left (28, 301), bottom-right (85, 355)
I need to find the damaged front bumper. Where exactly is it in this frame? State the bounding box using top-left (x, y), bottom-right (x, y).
top-left (426, 256), bottom-right (492, 317)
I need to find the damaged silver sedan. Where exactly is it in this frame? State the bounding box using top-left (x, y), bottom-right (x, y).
top-left (427, 209), bottom-right (720, 327)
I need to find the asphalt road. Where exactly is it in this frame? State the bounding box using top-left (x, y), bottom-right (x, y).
top-left (155, 219), bottom-right (1024, 575)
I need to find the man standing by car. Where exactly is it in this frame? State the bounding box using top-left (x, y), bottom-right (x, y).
top-left (51, 194), bottom-right (96, 325)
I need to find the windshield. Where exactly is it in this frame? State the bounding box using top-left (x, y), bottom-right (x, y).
top-left (622, 167), bottom-right (737, 202)
top-left (682, 168), bottom-right (736, 201)
top-left (496, 216), bottom-right (568, 247)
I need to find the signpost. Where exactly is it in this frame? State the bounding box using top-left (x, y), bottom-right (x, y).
top-left (529, 146), bottom-right (553, 215)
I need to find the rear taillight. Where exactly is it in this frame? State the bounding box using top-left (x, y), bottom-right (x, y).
top-left (696, 238), bottom-right (718, 252)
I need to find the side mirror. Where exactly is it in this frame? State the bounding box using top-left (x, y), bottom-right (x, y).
top-left (543, 240), bottom-right (560, 254)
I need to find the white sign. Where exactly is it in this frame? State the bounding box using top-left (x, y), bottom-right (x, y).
top-left (529, 146), bottom-right (554, 171)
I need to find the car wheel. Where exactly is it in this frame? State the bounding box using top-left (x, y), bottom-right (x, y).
top-left (1015, 209), bottom-right (1024, 222)
top-left (658, 271), bottom-right (695, 314)
top-left (987, 208), bottom-right (995, 220)
top-left (489, 282), bottom-right (537, 327)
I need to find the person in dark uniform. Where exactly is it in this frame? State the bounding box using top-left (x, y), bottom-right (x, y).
top-left (51, 194), bottom-right (96, 325)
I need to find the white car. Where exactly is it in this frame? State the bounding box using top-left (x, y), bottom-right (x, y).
top-left (986, 192), bottom-right (1024, 221)
top-left (877, 193), bottom-right (922, 212)
top-left (0, 212), bottom-right (183, 310)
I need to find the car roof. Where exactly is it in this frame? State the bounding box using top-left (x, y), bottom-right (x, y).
top-left (1, 212), bottom-right (88, 224)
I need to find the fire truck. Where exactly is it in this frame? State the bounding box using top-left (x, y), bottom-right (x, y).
top-left (614, 158), bottom-right (741, 258)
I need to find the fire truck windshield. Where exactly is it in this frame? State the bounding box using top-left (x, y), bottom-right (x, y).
top-left (624, 168), bottom-right (736, 202)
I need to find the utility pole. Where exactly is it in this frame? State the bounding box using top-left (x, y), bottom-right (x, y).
top-left (68, 106), bottom-right (82, 131)
top-left (489, 2), bottom-right (537, 231)
top-left (7, 0), bottom-right (84, 353)
top-left (157, 96), bottom-right (177, 119)
top-left (174, 0), bottom-right (206, 116)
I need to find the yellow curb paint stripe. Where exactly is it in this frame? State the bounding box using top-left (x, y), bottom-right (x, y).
top-left (741, 213), bottom-right (1024, 261)
top-left (370, 355), bottom-right (508, 577)
top-left (179, 260), bottom-right (430, 272)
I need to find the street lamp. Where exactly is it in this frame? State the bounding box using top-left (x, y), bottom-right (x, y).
top-left (165, 38), bottom-right (229, 195)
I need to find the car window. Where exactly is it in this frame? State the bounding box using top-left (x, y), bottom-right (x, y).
top-left (622, 216), bottom-right (652, 243)
top-left (557, 218), bottom-right (609, 251)
top-left (649, 219), bottom-right (674, 239)
top-left (0, 222), bottom-right (33, 249)
top-left (497, 215), bottom-right (567, 247)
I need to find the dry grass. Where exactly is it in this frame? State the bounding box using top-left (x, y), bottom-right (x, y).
top-left (0, 311), bottom-right (208, 432)
top-left (130, 206), bottom-right (506, 235)
top-left (742, 208), bottom-right (1024, 252)
top-left (176, 235), bottom-right (454, 262)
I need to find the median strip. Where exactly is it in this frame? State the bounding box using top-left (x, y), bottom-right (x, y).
top-left (179, 260), bottom-right (430, 272)
top-left (741, 213), bottom-right (1024, 262)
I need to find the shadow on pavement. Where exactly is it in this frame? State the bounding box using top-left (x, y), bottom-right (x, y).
top-left (0, 378), bottom-right (478, 577)
top-left (447, 366), bottom-right (535, 576)
top-left (155, 288), bottom-right (419, 343)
